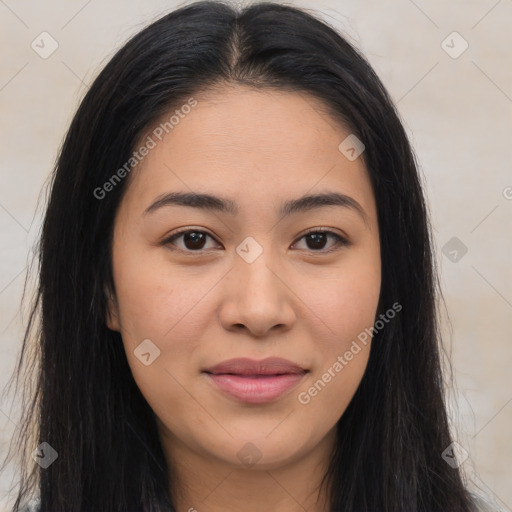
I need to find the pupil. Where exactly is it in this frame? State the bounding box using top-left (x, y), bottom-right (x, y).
top-left (307, 233), bottom-right (327, 250)
top-left (184, 232), bottom-right (206, 250)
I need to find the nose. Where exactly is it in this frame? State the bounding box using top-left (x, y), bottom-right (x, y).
top-left (218, 247), bottom-right (297, 338)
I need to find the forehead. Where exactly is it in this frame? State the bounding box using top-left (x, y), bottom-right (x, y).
top-left (122, 85), bottom-right (374, 218)
top-left (162, 85), bottom-right (348, 159)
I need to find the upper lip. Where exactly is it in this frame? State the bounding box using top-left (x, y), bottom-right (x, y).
top-left (203, 357), bottom-right (307, 376)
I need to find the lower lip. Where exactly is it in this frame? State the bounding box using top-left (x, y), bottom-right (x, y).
top-left (204, 373), bottom-right (305, 404)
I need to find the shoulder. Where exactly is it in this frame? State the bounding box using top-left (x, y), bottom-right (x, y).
top-left (470, 492), bottom-right (503, 512)
top-left (18, 493), bottom-right (501, 512)
top-left (20, 497), bottom-right (40, 512)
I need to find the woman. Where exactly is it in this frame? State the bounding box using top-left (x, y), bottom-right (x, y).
top-left (3, 1), bottom-right (488, 510)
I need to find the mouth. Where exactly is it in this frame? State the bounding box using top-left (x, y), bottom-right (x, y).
top-left (202, 357), bottom-right (308, 404)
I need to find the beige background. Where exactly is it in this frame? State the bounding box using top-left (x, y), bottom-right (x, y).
top-left (1, 0), bottom-right (511, 510)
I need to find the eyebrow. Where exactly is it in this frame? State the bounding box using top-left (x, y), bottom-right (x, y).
top-left (143, 191), bottom-right (369, 224)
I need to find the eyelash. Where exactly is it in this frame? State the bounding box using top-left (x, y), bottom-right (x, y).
top-left (161, 228), bottom-right (350, 254)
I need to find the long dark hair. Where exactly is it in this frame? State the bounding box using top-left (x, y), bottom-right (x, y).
top-left (3, 1), bottom-right (477, 510)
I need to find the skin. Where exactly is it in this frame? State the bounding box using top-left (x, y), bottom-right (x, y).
top-left (106, 84), bottom-right (381, 512)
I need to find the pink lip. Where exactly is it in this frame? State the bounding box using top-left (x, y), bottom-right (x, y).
top-left (203, 357), bottom-right (307, 404)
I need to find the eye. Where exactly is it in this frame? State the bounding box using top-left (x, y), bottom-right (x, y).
top-left (292, 229), bottom-right (349, 253)
top-left (162, 229), bottom-right (220, 252)
top-left (162, 228), bottom-right (349, 254)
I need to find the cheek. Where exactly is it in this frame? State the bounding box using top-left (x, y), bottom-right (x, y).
top-left (292, 251), bottom-right (380, 416)
top-left (300, 250), bottom-right (381, 344)
top-left (112, 238), bottom-right (217, 341)
top-left (294, 345), bottom-right (370, 435)
top-left (114, 260), bottom-right (213, 430)
top-left (111, 243), bottom-right (219, 401)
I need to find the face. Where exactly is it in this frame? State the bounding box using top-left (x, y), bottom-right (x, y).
top-left (106, 85), bottom-right (381, 474)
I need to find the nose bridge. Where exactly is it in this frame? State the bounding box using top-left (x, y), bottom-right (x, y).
top-left (234, 235), bottom-right (281, 302)
top-left (220, 235), bottom-right (295, 336)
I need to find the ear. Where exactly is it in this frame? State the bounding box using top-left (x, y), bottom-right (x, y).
top-left (105, 287), bottom-right (120, 332)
